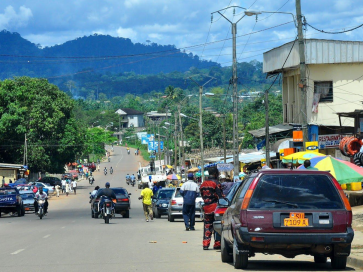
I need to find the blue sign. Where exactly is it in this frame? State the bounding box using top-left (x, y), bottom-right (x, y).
top-left (141, 134), bottom-right (155, 145)
top-left (148, 141), bottom-right (164, 151)
top-left (257, 139), bottom-right (266, 150)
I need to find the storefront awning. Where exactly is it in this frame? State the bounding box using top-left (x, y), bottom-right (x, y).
top-left (248, 124), bottom-right (293, 138)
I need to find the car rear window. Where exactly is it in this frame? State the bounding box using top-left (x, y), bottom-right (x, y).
top-left (249, 174), bottom-right (344, 210)
top-left (158, 190), bottom-right (174, 199)
top-left (21, 193), bottom-right (35, 199)
top-left (175, 189), bottom-right (182, 198)
top-left (112, 188), bottom-right (127, 195)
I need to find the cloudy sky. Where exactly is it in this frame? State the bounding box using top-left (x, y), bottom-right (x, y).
top-left (0, 0), bottom-right (362, 66)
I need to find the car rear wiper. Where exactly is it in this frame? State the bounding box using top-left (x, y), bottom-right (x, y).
top-left (263, 200), bottom-right (298, 208)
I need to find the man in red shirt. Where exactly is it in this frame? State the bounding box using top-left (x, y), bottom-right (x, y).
top-left (200, 167), bottom-right (223, 250)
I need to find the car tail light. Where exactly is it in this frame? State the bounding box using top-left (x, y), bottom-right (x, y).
top-left (118, 198), bottom-right (129, 202)
top-left (331, 177), bottom-right (352, 227)
top-left (251, 237), bottom-right (264, 242)
top-left (171, 200), bottom-right (177, 205)
top-left (241, 176), bottom-right (259, 227)
top-left (95, 198), bottom-right (100, 202)
top-left (214, 207), bottom-right (227, 216)
top-left (332, 237), bottom-right (346, 242)
top-left (106, 203), bottom-right (111, 207)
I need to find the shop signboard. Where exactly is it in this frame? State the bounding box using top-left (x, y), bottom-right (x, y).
top-left (148, 141), bottom-right (164, 152)
top-left (318, 134), bottom-right (344, 149)
top-left (141, 134), bottom-right (155, 145)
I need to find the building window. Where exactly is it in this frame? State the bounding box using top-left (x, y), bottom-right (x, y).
top-left (314, 81), bottom-right (333, 103)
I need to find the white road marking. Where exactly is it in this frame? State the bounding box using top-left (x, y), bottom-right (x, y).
top-left (43, 234), bottom-right (50, 239)
top-left (11, 249), bottom-right (24, 255)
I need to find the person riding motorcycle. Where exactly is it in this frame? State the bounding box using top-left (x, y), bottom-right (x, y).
top-left (126, 173), bottom-right (130, 185)
top-left (110, 166), bottom-right (113, 174)
top-left (97, 182), bottom-right (116, 212)
top-left (89, 186), bottom-right (100, 203)
top-left (127, 147), bottom-right (130, 154)
top-left (130, 174), bottom-right (136, 185)
top-left (104, 167), bottom-right (107, 175)
top-left (34, 186), bottom-right (48, 214)
top-left (89, 175), bottom-right (95, 184)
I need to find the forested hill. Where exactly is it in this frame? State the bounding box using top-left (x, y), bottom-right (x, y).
top-left (0, 30), bottom-right (218, 79)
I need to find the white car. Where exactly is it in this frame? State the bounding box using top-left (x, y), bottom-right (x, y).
top-left (33, 182), bottom-right (55, 195)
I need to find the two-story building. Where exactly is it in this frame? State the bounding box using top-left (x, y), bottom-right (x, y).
top-left (263, 39), bottom-right (362, 156)
top-left (115, 108), bottom-right (145, 128)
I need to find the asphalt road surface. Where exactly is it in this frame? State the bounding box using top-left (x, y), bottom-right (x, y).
top-left (0, 146), bottom-right (359, 272)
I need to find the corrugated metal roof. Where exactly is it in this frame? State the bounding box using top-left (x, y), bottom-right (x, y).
top-left (225, 152), bottom-right (276, 164)
top-left (263, 39), bottom-right (363, 73)
top-left (248, 124), bottom-right (293, 138)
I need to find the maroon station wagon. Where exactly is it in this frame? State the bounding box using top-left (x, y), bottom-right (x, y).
top-left (220, 169), bottom-right (353, 270)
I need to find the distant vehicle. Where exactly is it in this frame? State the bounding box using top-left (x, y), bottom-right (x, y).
top-left (62, 173), bottom-right (73, 181)
top-left (83, 162), bottom-right (96, 172)
top-left (28, 182), bottom-right (54, 195)
top-left (19, 191), bottom-right (35, 212)
top-left (167, 187), bottom-right (203, 222)
top-left (38, 177), bottom-right (61, 187)
top-left (152, 188), bottom-right (175, 218)
top-left (0, 187), bottom-right (25, 217)
top-left (7, 178), bottom-right (28, 188)
top-left (91, 187), bottom-right (131, 219)
top-left (68, 170), bottom-right (79, 180)
top-left (221, 170), bottom-right (354, 270)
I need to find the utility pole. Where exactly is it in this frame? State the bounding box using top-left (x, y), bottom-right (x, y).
top-left (174, 112), bottom-right (177, 171)
top-left (296, 0), bottom-right (308, 147)
top-left (223, 115), bottom-right (227, 163)
top-left (23, 134), bottom-right (27, 166)
top-left (265, 91), bottom-right (270, 166)
top-left (188, 76), bottom-right (215, 182)
top-left (178, 105), bottom-right (186, 181)
top-left (158, 126), bottom-right (161, 167)
top-left (213, 7), bottom-right (245, 178)
top-left (165, 106), bottom-right (169, 165)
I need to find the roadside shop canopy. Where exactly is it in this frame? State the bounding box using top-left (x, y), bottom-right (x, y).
top-left (282, 151), bottom-right (325, 164)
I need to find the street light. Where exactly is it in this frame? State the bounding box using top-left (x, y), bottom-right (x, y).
top-left (244, 10), bottom-right (297, 27)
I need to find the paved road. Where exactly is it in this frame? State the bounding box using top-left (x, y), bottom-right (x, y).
top-left (0, 146), bottom-right (359, 272)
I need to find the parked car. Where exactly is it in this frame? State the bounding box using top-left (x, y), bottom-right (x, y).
top-left (19, 191), bottom-right (35, 212)
top-left (213, 181), bottom-right (243, 236)
top-left (28, 182), bottom-right (54, 195)
top-left (84, 162), bottom-right (96, 172)
top-left (152, 188), bottom-right (175, 218)
top-left (220, 169), bottom-right (354, 270)
top-left (167, 187), bottom-right (203, 222)
top-left (0, 187), bottom-right (25, 217)
top-left (91, 187), bottom-right (131, 218)
top-left (7, 178), bottom-right (28, 188)
top-left (38, 177), bottom-right (61, 187)
top-left (68, 170), bottom-right (79, 180)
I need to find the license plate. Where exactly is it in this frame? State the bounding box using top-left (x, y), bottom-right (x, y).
top-left (284, 212), bottom-right (309, 227)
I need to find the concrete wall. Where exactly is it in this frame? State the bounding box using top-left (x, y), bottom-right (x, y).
top-left (282, 63), bottom-right (363, 126)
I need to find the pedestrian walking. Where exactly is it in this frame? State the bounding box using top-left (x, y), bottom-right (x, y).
top-left (138, 183), bottom-right (153, 222)
top-left (55, 185), bottom-right (60, 197)
top-left (65, 181), bottom-right (70, 196)
top-left (200, 167), bottom-right (223, 250)
top-left (180, 173), bottom-right (200, 231)
top-left (72, 180), bottom-right (77, 195)
top-left (61, 178), bottom-right (66, 194)
top-left (135, 150), bottom-right (137, 155)
top-left (97, 164), bottom-right (100, 172)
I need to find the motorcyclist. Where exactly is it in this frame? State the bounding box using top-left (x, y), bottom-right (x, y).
top-left (104, 167), bottom-right (107, 175)
top-left (97, 182), bottom-right (116, 211)
top-left (110, 166), bottom-right (113, 174)
top-left (34, 186), bottom-right (48, 214)
top-left (130, 174), bottom-right (136, 185)
top-left (126, 173), bottom-right (130, 184)
top-left (89, 186), bottom-right (100, 203)
top-left (127, 147), bottom-right (130, 154)
top-left (89, 175), bottom-right (95, 184)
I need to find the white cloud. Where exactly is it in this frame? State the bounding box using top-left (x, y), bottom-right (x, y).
top-left (124, 0), bottom-right (141, 8)
top-left (116, 26), bottom-right (137, 40)
top-left (0, 5), bottom-right (32, 29)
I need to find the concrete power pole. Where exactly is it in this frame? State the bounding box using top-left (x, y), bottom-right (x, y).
top-left (178, 105), bottom-right (186, 181)
top-left (174, 112), bottom-right (177, 171)
top-left (296, 0), bottom-right (308, 147)
top-left (265, 91), bottom-right (270, 166)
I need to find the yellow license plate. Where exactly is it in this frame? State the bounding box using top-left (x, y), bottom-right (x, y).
top-left (284, 213), bottom-right (309, 227)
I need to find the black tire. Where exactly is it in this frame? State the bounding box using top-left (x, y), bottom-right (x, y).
top-left (314, 255), bottom-right (327, 264)
top-left (21, 205), bottom-right (25, 216)
top-left (105, 214), bottom-right (110, 224)
top-left (331, 256), bottom-right (347, 269)
top-left (155, 209), bottom-right (161, 218)
top-left (94, 212), bottom-right (99, 219)
top-left (233, 239), bottom-right (248, 269)
top-left (91, 210), bottom-right (95, 218)
top-left (124, 210), bottom-right (130, 218)
top-left (17, 205), bottom-right (22, 217)
top-left (167, 213), bottom-right (170, 221)
top-left (221, 232), bottom-right (233, 263)
top-left (169, 214), bottom-right (175, 222)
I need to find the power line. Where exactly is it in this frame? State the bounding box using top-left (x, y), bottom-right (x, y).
top-left (257, 0), bottom-right (291, 21)
top-left (305, 21), bottom-right (363, 34)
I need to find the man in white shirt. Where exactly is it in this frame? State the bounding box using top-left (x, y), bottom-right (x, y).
top-left (61, 178), bottom-right (66, 194)
top-left (72, 180), bottom-right (77, 195)
top-left (34, 187), bottom-right (48, 214)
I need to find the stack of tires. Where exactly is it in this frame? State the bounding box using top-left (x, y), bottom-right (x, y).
top-left (339, 136), bottom-right (362, 157)
top-left (353, 152), bottom-right (363, 166)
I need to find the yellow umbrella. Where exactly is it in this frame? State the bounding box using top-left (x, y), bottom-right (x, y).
top-left (282, 151), bottom-right (325, 164)
top-left (166, 165), bottom-right (173, 169)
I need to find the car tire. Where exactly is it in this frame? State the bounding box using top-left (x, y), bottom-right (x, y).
top-left (221, 232), bottom-right (233, 263)
top-left (233, 239), bottom-right (248, 269)
top-left (17, 205), bottom-right (22, 217)
top-left (314, 255), bottom-right (327, 264)
top-left (156, 209), bottom-right (161, 218)
top-left (124, 210), bottom-right (130, 218)
top-left (331, 256), bottom-right (347, 269)
top-left (167, 213), bottom-right (170, 221)
top-left (169, 214), bottom-right (175, 222)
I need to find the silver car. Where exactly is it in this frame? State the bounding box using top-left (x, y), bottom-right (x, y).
top-left (19, 191), bottom-right (35, 212)
top-left (167, 187), bottom-right (204, 222)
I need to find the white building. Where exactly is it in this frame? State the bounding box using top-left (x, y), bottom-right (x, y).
top-left (115, 108), bottom-right (144, 128)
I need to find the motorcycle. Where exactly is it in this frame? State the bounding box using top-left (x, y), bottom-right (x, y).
top-left (35, 199), bottom-right (46, 220)
top-left (89, 176), bottom-right (94, 185)
top-left (101, 197), bottom-right (115, 224)
top-left (104, 169), bottom-right (107, 176)
top-left (108, 157), bottom-right (111, 162)
top-left (110, 168), bottom-right (113, 175)
top-left (126, 177), bottom-right (130, 185)
top-left (127, 149), bottom-right (130, 155)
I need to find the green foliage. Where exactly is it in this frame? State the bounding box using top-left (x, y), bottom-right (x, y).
top-left (0, 77), bottom-right (86, 173)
